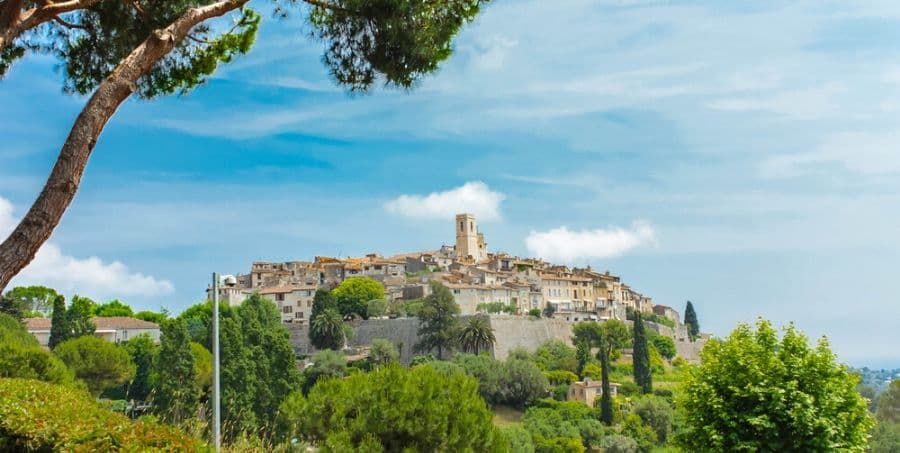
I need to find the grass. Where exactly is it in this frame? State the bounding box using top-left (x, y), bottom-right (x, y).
top-left (492, 405), bottom-right (524, 426)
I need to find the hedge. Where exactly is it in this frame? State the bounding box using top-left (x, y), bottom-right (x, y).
top-left (0, 378), bottom-right (207, 451)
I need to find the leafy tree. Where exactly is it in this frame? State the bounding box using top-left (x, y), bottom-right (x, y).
top-left (452, 353), bottom-right (505, 405)
top-left (523, 399), bottom-right (602, 451)
top-left (457, 316), bottom-right (496, 355)
top-left (365, 298), bottom-right (388, 318)
top-left (54, 336), bottom-right (135, 396)
top-left (499, 425), bottom-right (535, 453)
top-left (533, 339), bottom-right (578, 373)
top-left (0, 0), bottom-right (490, 297)
top-left (134, 310), bottom-right (167, 324)
top-left (632, 311), bottom-right (652, 394)
top-left (281, 364), bottom-right (505, 451)
top-left (153, 318), bottom-right (197, 424)
top-left (93, 299), bottom-right (134, 317)
top-left (190, 342), bottom-right (212, 394)
top-left (48, 295), bottom-right (70, 349)
top-left (67, 295), bottom-right (96, 338)
top-left (368, 338), bottom-right (399, 368)
top-left (870, 421), bottom-right (900, 453)
top-left (676, 319), bottom-right (873, 452)
top-left (528, 308), bottom-right (542, 318)
top-left (121, 333), bottom-right (157, 402)
top-left (502, 358), bottom-right (548, 409)
top-left (575, 339), bottom-right (591, 377)
top-left (650, 334), bottom-right (676, 360)
top-left (573, 320), bottom-right (630, 425)
top-left (301, 349), bottom-right (347, 395)
top-left (621, 412), bottom-right (657, 452)
top-left (310, 307), bottom-right (347, 350)
top-left (877, 380), bottom-right (900, 423)
top-left (0, 312), bottom-right (75, 385)
top-left (633, 396), bottom-right (673, 444)
top-left (333, 277), bottom-right (384, 319)
top-left (402, 298), bottom-right (426, 317)
top-left (684, 300), bottom-right (699, 341)
top-left (218, 307), bottom-right (257, 438)
top-left (1, 286), bottom-right (58, 319)
top-left (415, 281), bottom-right (460, 358)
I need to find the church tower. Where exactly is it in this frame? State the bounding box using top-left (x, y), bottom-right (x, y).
top-left (455, 213), bottom-right (486, 262)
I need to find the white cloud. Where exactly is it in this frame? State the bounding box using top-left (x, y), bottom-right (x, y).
top-left (761, 131), bottom-right (900, 178)
top-left (525, 222), bottom-right (657, 262)
top-left (0, 196), bottom-right (174, 299)
top-left (384, 181), bottom-right (505, 221)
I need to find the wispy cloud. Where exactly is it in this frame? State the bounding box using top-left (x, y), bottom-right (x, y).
top-left (761, 131), bottom-right (900, 178)
top-left (384, 181), bottom-right (505, 221)
top-left (0, 197), bottom-right (174, 300)
top-left (706, 83), bottom-right (843, 119)
top-left (525, 221), bottom-right (657, 262)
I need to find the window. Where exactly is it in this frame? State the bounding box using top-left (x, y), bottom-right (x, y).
top-left (460, 221), bottom-right (464, 231)
top-left (275, 293), bottom-right (285, 301)
top-left (122, 330), bottom-right (128, 340)
top-left (295, 312), bottom-right (304, 319)
top-left (282, 306), bottom-right (293, 314)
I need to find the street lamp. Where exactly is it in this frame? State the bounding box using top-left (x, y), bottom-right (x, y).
top-left (211, 272), bottom-right (221, 452)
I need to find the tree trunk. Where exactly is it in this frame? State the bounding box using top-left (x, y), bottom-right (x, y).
top-left (0, 0), bottom-right (246, 294)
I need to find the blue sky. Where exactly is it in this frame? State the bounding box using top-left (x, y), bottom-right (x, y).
top-left (2, 0), bottom-right (899, 367)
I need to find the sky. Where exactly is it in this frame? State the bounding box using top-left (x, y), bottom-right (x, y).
top-left (2, 0), bottom-right (899, 367)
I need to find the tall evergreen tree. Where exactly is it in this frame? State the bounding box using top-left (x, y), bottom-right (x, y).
top-left (632, 311), bottom-right (653, 394)
top-left (573, 320), bottom-right (630, 425)
top-left (415, 282), bottom-right (460, 358)
top-left (576, 339), bottom-right (590, 377)
top-left (122, 334), bottom-right (158, 402)
top-left (48, 295), bottom-right (70, 349)
top-left (154, 318), bottom-right (197, 425)
top-left (684, 300), bottom-right (700, 341)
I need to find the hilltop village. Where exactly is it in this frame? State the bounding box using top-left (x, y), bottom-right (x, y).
top-left (210, 213), bottom-right (683, 333)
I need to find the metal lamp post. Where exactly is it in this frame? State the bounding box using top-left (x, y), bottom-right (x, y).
top-left (212, 273), bottom-right (221, 451)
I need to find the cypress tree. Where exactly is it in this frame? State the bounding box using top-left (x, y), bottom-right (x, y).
top-left (576, 339), bottom-right (590, 377)
top-left (48, 295), bottom-right (70, 349)
top-left (632, 311), bottom-right (652, 393)
top-left (684, 300), bottom-right (700, 341)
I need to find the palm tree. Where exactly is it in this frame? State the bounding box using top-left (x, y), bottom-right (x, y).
top-left (310, 308), bottom-right (346, 350)
top-left (457, 317), bottom-right (496, 355)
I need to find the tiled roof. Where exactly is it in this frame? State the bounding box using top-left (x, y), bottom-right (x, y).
top-left (24, 316), bottom-right (159, 331)
top-left (259, 285), bottom-right (297, 295)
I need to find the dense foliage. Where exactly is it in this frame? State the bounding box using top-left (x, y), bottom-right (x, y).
top-left (278, 364), bottom-right (506, 451)
top-left (0, 286), bottom-right (58, 319)
top-left (573, 320), bottom-right (630, 425)
top-left (0, 313), bottom-right (75, 385)
top-left (333, 277), bottom-right (384, 319)
top-left (415, 281), bottom-right (460, 358)
top-left (0, 378), bottom-right (204, 451)
top-left (154, 319), bottom-right (197, 424)
top-left (54, 336), bottom-right (135, 396)
top-left (522, 399), bottom-right (603, 452)
top-left (677, 319), bottom-right (873, 452)
top-left (449, 353), bottom-right (548, 409)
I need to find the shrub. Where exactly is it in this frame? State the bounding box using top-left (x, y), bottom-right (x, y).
top-left (618, 381), bottom-right (640, 397)
top-left (544, 370), bottom-right (578, 385)
top-left (500, 425), bottom-right (535, 453)
top-left (0, 313), bottom-right (75, 385)
top-left (633, 396), bottom-right (673, 443)
top-left (0, 378), bottom-right (204, 451)
top-left (54, 336), bottom-right (135, 396)
top-left (601, 434), bottom-right (638, 453)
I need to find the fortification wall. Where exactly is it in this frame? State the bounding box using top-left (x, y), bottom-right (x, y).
top-left (287, 316), bottom-right (703, 364)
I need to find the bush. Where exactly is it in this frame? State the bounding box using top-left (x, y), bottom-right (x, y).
top-left (523, 400), bottom-right (601, 451)
top-left (0, 378), bottom-right (204, 451)
top-left (500, 425), bottom-right (534, 453)
top-left (544, 370), bottom-right (578, 385)
top-left (621, 413), bottom-right (657, 452)
top-left (527, 308), bottom-right (542, 318)
top-left (54, 336), bottom-right (135, 396)
top-left (601, 434), bottom-right (639, 453)
top-left (618, 381), bottom-right (640, 397)
top-left (0, 313), bottom-right (75, 385)
top-left (633, 396), bottom-right (673, 443)
top-left (280, 365), bottom-right (504, 451)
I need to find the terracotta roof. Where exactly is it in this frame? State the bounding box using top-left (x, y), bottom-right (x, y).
top-left (259, 285), bottom-right (297, 295)
top-left (24, 317), bottom-right (159, 331)
top-left (93, 317), bottom-right (159, 329)
top-left (24, 318), bottom-right (50, 330)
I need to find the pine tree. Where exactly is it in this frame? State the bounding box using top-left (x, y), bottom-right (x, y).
top-left (632, 311), bottom-right (653, 393)
top-left (48, 295), bottom-right (70, 349)
top-left (415, 282), bottom-right (460, 358)
top-left (684, 300), bottom-right (700, 341)
top-left (154, 318), bottom-right (197, 425)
